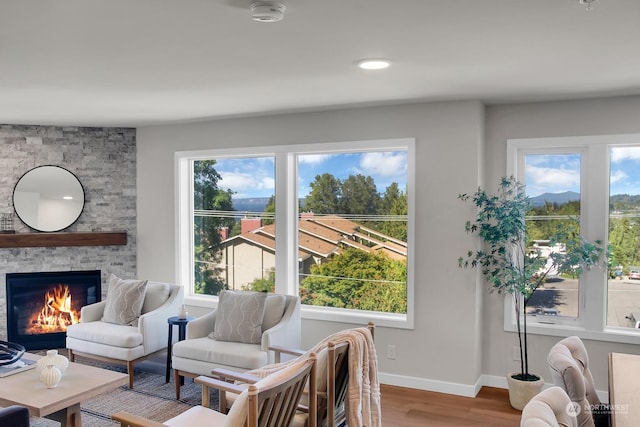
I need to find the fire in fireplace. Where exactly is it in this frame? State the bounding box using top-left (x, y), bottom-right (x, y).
top-left (6, 270), bottom-right (101, 350)
top-left (28, 284), bottom-right (79, 334)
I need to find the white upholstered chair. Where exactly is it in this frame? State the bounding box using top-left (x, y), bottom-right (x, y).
top-left (547, 336), bottom-right (609, 427)
top-left (521, 386), bottom-right (577, 427)
top-left (172, 290), bottom-right (301, 399)
top-left (66, 275), bottom-right (184, 388)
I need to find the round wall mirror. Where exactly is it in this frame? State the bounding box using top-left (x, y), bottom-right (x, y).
top-left (12, 165), bottom-right (85, 232)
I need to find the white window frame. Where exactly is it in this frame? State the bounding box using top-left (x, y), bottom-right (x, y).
top-left (506, 133), bottom-right (640, 344)
top-left (175, 138), bottom-right (415, 329)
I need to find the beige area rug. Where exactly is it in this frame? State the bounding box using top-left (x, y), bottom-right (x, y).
top-left (30, 364), bottom-right (215, 427)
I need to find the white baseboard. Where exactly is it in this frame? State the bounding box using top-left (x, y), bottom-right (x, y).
top-left (378, 372), bottom-right (482, 397)
top-left (379, 372), bottom-right (609, 402)
top-left (478, 373), bottom-right (508, 390)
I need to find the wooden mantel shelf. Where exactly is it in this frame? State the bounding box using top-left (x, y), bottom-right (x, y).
top-left (0, 231), bottom-right (127, 248)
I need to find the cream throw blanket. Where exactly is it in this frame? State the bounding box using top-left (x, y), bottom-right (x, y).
top-left (247, 326), bottom-right (381, 427)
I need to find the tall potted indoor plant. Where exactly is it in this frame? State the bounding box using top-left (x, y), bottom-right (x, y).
top-left (458, 176), bottom-right (604, 410)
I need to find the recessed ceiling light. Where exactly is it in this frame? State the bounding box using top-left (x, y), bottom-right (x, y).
top-left (357, 59), bottom-right (391, 70)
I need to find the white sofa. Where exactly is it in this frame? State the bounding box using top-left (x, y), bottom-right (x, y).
top-left (66, 280), bottom-right (184, 388)
top-left (172, 293), bottom-right (300, 399)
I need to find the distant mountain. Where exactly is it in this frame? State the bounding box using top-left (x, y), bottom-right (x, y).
top-left (530, 191), bottom-right (580, 207)
top-left (238, 192), bottom-right (638, 213)
top-left (610, 194), bottom-right (640, 204)
top-left (232, 197), bottom-right (271, 213)
top-left (610, 194), bottom-right (640, 211)
top-left (232, 197), bottom-right (307, 214)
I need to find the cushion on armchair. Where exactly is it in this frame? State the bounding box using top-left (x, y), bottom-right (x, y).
top-left (142, 282), bottom-right (171, 314)
top-left (211, 290), bottom-right (267, 344)
top-left (101, 274), bottom-right (148, 326)
top-left (262, 294), bottom-right (286, 331)
top-left (67, 321), bottom-right (143, 348)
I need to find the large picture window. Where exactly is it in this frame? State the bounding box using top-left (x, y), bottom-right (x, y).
top-left (177, 138), bottom-right (415, 328)
top-left (508, 134), bottom-right (640, 342)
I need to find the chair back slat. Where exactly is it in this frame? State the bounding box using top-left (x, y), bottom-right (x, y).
top-left (325, 341), bottom-right (349, 426)
top-left (323, 322), bottom-right (374, 427)
top-left (110, 347), bottom-right (317, 427)
top-left (251, 353), bottom-right (316, 427)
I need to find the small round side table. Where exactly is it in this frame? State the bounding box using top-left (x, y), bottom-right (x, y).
top-left (166, 315), bottom-right (194, 383)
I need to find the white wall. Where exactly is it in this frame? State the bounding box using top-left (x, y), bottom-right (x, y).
top-left (484, 95), bottom-right (640, 392)
top-left (138, 95), bottom-right (640, 396)
top-left (137, 101), bottom-right (486, 396)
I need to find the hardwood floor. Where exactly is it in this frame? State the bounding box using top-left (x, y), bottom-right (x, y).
top-left (380, 384), bottom-right (521, 426)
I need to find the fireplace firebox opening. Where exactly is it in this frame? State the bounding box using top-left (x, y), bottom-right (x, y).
top-left (6, 270), bottom-right (101, 350)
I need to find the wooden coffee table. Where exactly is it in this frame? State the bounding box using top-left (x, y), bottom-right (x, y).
top-left (0, 352), bottom-right (128, 427)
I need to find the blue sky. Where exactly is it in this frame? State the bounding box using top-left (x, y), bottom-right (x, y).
top-left (525, 148), bottom-right (640, 197)
top-left (214, 151), bottom-right (408, 199)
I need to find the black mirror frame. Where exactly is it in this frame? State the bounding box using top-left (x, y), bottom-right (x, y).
top-left (12, 165), bottom-right (86, 232)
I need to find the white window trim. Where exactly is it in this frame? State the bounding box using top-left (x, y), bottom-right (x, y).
top-left (175, 138), bottom-right (416, 330)
top-left (506, 133), bottom-right (640, 345)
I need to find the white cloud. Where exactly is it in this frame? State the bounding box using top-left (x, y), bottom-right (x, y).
top-left (610, 170), bottom-right (628, 185)
top-left (298, 154), bottom-right (331, 165)
top-left (220, 171), bottom-right (274, 194)
top-left (359, 152), bottom-right (407, 178)
top-left (527, 165), bottom-right (580, 195)
top-left (611, 147), bottom-right (640, 163)
top-left (610, 170), bottom-right (640, 195)
top-left (260, 176), bottom-right (275, 189)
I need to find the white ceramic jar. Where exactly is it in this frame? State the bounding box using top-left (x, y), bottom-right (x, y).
top-left (36, 349), bottom-right (69, 374)
top-left (40, 363), bottom-right (62, 388)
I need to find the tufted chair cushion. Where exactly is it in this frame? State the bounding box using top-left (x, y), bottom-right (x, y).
top-left (521, 386), bottom-right (577, 427)
top-left (547, 336), bottom-right (603, 427)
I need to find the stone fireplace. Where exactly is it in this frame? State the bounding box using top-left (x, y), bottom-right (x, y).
top-left (6, 270), bottom-right (102, 350)
top-left (0, 124), bottom-right (137, 342)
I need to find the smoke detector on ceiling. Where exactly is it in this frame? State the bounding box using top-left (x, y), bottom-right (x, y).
top-left (251, 1), bottom-right (286, 22)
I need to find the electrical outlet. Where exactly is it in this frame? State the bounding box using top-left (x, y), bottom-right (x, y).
top-left (387, 344), bottom-right (397, 360)
top-left (512, 346), bottom-right (521, 361)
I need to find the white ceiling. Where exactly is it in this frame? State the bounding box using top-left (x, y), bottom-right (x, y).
top-left (0, 0), bottom-right (638, 128)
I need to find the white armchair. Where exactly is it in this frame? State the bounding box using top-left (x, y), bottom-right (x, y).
top-left (66, 278), bottom-right (184, 388)
top-left (172, 291), bottom-right (300, 399)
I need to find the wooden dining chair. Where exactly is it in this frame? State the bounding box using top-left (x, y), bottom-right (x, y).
top-left (112, 353), bottom-right (317, 427)
top-left (216, 322), bottom-right (376, 427)
top-left (322, 322), bottom-right (375, 427)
